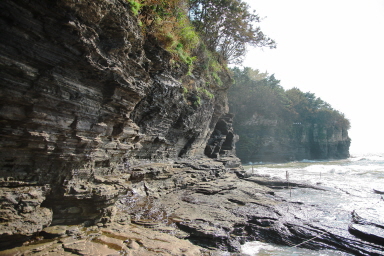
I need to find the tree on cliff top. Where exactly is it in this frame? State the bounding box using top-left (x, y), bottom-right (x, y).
top-left (228, 67), bottom-right (351, 162)
top-left (229, 67), bottom-right (294, 122)
top-left (189, 0), bottom-right (276, 64)
top-left (229, 67), bottom-right (350, 130)
top-left (286, 88), bottom-right (350, 129)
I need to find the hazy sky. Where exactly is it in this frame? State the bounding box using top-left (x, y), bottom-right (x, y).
top-left (241, 0), bottom-right (384, 154)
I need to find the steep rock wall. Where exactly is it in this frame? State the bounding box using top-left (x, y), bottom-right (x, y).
top-left (235, 115), bottom-right (350, 163)
top-left (0, 0), bottom-right (237, 246)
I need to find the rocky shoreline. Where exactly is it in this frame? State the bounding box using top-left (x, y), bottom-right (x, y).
top-left (2, 157), bottom-right (383, 255)
top-left (0, 0), bottom-right (366, 255)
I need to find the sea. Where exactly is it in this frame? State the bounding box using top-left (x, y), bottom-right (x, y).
top-left (240, 153), bottom-right (384, 256)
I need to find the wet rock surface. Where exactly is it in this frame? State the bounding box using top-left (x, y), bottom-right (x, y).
top-left (2, 157), bottom-right (384, 255)
top-left (348, 210), bottom-right (384, 247)
top-left (0, 0), bottom-right (378, 255)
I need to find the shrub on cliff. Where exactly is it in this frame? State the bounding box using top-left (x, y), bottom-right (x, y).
top-left (128, 0), bottom-right (274, 82)
top-left (126, 0), bottom-right (277, 105)
top-left (126, 0), bottom-right (200, 74)
top-left (127, 0), bottom-right (142, 15)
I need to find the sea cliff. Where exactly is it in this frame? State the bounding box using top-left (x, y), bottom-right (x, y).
top-left (234, 118), bottom-right (351, 163)
top-left (228, 68), bottom-right (351, 163)
top-left (0, 0), bottom-right (236, 251)
top-left (1, 1), bottom-right (374, 255)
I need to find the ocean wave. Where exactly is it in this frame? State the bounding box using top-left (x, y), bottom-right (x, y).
top-left (349, 153), bottom-right (384, 162)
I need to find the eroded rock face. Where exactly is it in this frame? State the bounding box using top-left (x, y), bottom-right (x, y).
top-left (235, 117), bottom-right (350, 163)
top-left (1, 223), bottom-right (206, 256)
top-left (205, 113), bottom-right (238, 159)
top-left (0, 184), bottom-right (52, 248)
top-left (0, 0), bottom-right (233, 247)
top-left (2, 157), bottom-right (383, 255)
top-left (0, 1), bottom-right (364, 255)
top-left (309, 124), bottom-right (350, 159)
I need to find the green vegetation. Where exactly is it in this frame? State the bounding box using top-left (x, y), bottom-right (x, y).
top-left (125, 1), bottom-right (350, 160)
top-left (135, 0), bottom-right (274, 65)
top-left (126, 0), bottom-right (142, 15)
top-left (194, 95), bottom-right (201, 106)
top-left (197, 88), bottom-right (214, 99)
top-left (189, 0), bottom-right (276, 64)
top-left (126, 1), bottom-right (350, 160)
top-left (229, 67), bottom-right (350, 129)
top-left (228, 67), bottom-right (350, 161)
top-left (137, 0), bottom-right (200, 70)
top-left (128, 0), bottom-right (274, 97)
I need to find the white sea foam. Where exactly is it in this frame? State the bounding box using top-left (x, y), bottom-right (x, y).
top-left (242, 154), bottom-right (384, 255)
top-left (241, 240), bottom-right (349, 256)
top-left (241, 241), bottom-right (281, 255)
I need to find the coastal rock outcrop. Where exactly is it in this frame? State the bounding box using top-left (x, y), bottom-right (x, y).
top-left (0, 0), bottom-right (234, 248)
top-left (2, 157), bottom-right (383, 255)
top-left (1, 1), bottom-right (374, 256)
top-left (227, 69), bottom-right (351, 163)
top-left (234, 116), bottom-right (350, 163)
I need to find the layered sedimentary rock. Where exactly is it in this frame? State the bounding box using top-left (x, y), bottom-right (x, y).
top-left (1, 1), bottom-right (372, 255)
top-left (0, 0), bottom-right (236, 248)
top-left (235, 114), bottom-right (350, 163)
top-left (2, 157), bottom-right (383, 255)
